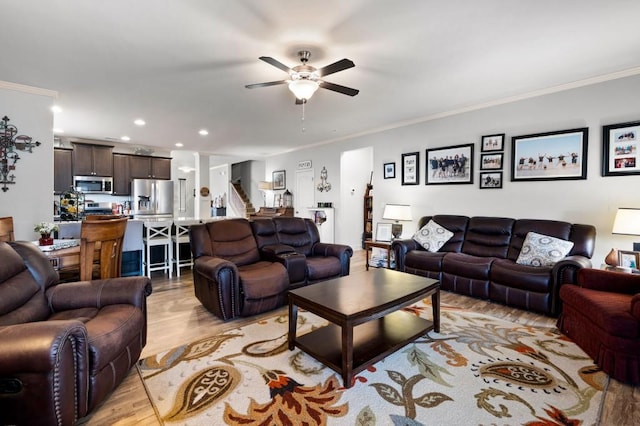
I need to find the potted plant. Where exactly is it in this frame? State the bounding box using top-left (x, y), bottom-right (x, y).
top-left (34, 222), bottom-right (58, 246)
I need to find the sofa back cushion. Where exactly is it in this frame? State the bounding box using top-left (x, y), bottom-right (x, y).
top-left (250, 218), bottom-right (279, 249)
top-left (417, 215), bottom-right (469, 253)
top-left (273, 217), bottom-right (315, 256)
top-left (462, 216), bottom-right (515, 258)
top-left (190, 219), bottom-right (260, 266)
top-left (568, 223), bottom-right (596, 258)
top-left (507, 219), bottom-right (572, 261)
top-left (0, 242), bottom-right (51, 325)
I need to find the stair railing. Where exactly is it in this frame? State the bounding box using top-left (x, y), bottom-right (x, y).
top-left (229, 181), bottom-right (248, 218)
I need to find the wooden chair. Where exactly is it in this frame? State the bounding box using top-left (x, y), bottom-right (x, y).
top-left (0, 216), bottom-right (14, 242)
top-left (79, 217), bottom-right (128, 281)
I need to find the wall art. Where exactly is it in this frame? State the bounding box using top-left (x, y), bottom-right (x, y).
top-left (383, 162), bottom-right (395, 179)
top-left (0, 115), bottom-right (41, 192)
top-left (480, 153), bottom-right (503, 170)
top-left (479, 171), bottom-right (503, 189)
top-left (481, 133), bottom-right (505, 152)
top-left (401, 152), bottom-right (419, 185)
top-left (602, 120), bottom-right (640, 177)
top-left (272, 170), bottom-right (286, 190)
top-left (426, 143), bottom-right (474, 185)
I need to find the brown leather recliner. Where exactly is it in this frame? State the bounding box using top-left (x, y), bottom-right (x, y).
top-left (189, 218), bottom-right (289, 321)
top-left (0, 241), bottom-right (152, 426)
top-left (557, 268), bottom-right (640, 384)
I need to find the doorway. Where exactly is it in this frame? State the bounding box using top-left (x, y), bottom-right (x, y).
top-left (340, 147), bottom-right (373, 248)
top-left (295, 169), bottom-right (314, 218)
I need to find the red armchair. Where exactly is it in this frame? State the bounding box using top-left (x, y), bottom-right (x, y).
top-left (557, 268), bottom-right (640, 384)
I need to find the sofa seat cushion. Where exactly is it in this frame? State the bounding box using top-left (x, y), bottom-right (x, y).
top-left (238, 261), bottom-right (288, 300)
top-left (491, 259), bottom-right (553, 293)
top-left (413, 220), bottom-right (453, 252)
top-left (442, 253), bottom-right (494, 280)
top-left (49, 304), bottom-right (145, 374)
top-left (306, 256), bottom-right (342, 281)
top-left (560, 285), bottom-right (638, 339)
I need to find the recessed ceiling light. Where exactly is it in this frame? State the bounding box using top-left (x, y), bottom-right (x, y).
top-left (53, 128), bottom-right (64, 133)
top-left (134, 119), bottom-right (146, 126)
top-left (175, 142), bottom-right (184, 147)
top-left (51, 105), bottom-right (62, 113)
top-left (121, 136), bottom-right (131, 141)
top-left (199, 129), bottom-right (209, 136)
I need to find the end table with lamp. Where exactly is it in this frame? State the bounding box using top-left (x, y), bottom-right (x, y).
top-left (382, 203), bottom-right (412, 239)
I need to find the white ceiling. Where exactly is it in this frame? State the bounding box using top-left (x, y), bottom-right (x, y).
top-left (3, 1), bottom-right (640, 159)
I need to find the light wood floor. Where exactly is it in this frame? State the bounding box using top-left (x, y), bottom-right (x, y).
top-left (78, 250), bottom-right (639, 426)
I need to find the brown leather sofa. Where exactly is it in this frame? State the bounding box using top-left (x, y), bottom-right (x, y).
top-left (0, 241), bottom-right (152, 426)
top-left (190, 217), bottom-right (353, 321)
top-left (557, 268), bottom-right (640, 384)
top-left (392, 215), bottom-right (595, 316)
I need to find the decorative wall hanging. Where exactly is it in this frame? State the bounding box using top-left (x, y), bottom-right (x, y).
top-left (272, 170), bottom-right (286, 190)
top-left (316, 166), bottom-right (331, 192)
top-left (601, 120), bottom-right (640, 177)
top-left (481, 133), bottom-right (505, 152)
top-left (0, 115), bottom-right (41, 192)
top-left (425, 143), bottom-right (474, 185)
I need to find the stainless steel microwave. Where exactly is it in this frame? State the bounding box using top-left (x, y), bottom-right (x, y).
top-left (74, 176), bottom-right (113, 194)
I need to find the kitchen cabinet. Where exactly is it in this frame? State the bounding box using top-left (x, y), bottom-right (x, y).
top-left (54, 148), bottom-right (73, 194)
top-left (72, 143), bottom-right (113, 176)
top-left (129, 155), bottom-right (171, 180)
top-left (112, 153), bottom-right (131, 195)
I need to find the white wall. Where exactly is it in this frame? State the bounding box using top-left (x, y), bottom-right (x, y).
top-left (0, 84), bottom-right (55, 240)
top-left (267, 74), bottom-right (640, 264)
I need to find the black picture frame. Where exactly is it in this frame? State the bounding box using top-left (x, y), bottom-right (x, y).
top-left (425, 143), bottom-right (474, 185)
top-left (602, 120), bottom-right (640, 177)
top-left (511, 127), bottom-right (588, 182)
top-left (383, 162), bottom-right (396, 179)
top-left (272, 170), bottom-right (286, 190)
top-left (480, 152), bottom-right (503, 170)
top-left (481, 133), bottom-right (505, 152)
top-left (401, 152), bottom-right (419, 185)
top-left (479, 171), bottom-right (503, 189)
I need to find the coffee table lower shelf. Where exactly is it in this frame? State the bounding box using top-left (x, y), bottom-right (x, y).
top-left (292, 310), bottom-right (433, 385)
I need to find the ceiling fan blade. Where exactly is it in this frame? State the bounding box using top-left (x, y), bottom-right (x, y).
top-left (319, 81), bottom-right (359, 96)
top-left (259, 56), bottom-right (292, 73)
top-left (317, 59), bottom-right (355, 77)
top-left (245, 80), bottom-right (288, 89)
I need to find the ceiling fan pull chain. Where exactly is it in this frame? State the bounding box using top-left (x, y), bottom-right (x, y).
top-left (301, 101), bottom-right (306, 132)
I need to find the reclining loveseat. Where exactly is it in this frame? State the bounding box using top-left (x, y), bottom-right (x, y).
top-left (0, 241), bottom-right (152, 425)
top-left (392, 215), bottom-right (595, 316)
top-left (190, 217), bottom-right (352, 321)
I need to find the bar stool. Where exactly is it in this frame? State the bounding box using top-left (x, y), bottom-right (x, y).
top-left (172, 219), bottom-right (200, 277)
top-left (143, 220), bottom-right (173, 278)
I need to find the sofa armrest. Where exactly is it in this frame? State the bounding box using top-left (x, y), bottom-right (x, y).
top-left (192, 256), bottom-right (240, 320)
top-left (46, 276), bottom-right (152, 312)
top-left (631, 294), bottom-right (640, 321)
top-left (391, 238), bottom-right (421, 271)
top-left (260, 244), bottom-right (296, 259)
top-left (549, 255), bottom-right (592, 315)
top-left (312, 243), bottom-right (353, 276)
top-left (577, 268), bottom-right (640, 294)
top-left (0, 320), bottom-right (90, 422)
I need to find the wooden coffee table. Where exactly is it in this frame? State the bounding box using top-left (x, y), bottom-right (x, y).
top-left (288, 268), bottom-right (440, 388)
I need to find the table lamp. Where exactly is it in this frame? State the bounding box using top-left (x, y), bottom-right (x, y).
top-left (612, 207), bottom-right (640, 251)
top-left (382, 204), bottom-right (412, 240)
top-left (258, 181), bottom-right (272, 206)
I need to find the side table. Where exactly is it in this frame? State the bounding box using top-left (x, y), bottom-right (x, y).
top-left (364, 240), bottom-right (392, 270)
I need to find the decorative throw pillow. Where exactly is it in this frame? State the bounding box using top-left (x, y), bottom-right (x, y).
top-left (515, 232), bottom-right (574, 267)
top-left (413, 220), bottom-right (453, 252)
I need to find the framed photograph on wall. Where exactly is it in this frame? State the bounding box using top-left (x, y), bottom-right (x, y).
top-left (401, 152), bottom-right (419, 185)
top-left (602, 120), bottom-right (640, 177)
top-left (425, 143), bottom-right (474, 185)
top-left (383, 162), bottom-right (396, 179)
top-left (511, 127), bottom-right (588, 182)
top-left (618, 250), bottom-right (640, 269)
top-left (481, 133), bottom-right (505, 152)
top-left (480, 153), bottom-right (504, 170)
top-left (272, 170), bottom-right (286, 190)
top-left (479, 171), bottom-right (503, 189)
top-left (375, 223), bottom-right (393, 242)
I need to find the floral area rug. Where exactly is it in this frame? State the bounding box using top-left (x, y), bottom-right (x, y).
top-left (138, 301), bottom-right (607, 425)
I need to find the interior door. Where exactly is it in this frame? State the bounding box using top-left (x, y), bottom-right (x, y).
top-left (295, 169), bottom-right (314, 217)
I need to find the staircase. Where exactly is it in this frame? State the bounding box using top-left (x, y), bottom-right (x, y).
top-left (230, 181), bottom-right (256, 218)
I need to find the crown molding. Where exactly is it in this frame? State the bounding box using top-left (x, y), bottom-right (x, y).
top-left (0, 80), bottom-right (58, 98)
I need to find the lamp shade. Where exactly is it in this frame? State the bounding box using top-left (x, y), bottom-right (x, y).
top-left (258, 181), bottom-right (272, 191)
top-left (288, 79), bottom-right (319, 100)
top-left (612, 208), bottom-right (640, 235)
top-left (382, 204), bottom-right (412, 222)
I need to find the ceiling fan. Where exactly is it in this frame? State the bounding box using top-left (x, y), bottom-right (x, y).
top-left (245, 50), bottom-right (359, 104)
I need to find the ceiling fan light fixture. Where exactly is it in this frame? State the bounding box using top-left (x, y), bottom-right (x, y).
top-left (288, 79), bottom-right (319, 101)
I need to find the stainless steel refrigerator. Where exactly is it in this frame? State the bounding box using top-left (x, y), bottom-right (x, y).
top-left (131, 179), bottom-right (174, 218)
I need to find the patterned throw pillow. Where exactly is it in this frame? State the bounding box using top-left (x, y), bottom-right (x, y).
top-left (515, 232), bottom-right (574, 267)
top-left (413, 220), bottom-right (454, 252)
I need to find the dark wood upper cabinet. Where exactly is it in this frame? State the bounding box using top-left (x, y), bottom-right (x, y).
top-left (72, 143), bottom-right (113, 176)
top-left (112, 153), bottom-right (131, 195)
top-left (54, 148), bottom-right (73, 194)
top-left (129, 155), bottom-right (171, 180)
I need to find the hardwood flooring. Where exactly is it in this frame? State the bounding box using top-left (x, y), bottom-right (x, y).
top-left (77, 250), bottom-right (639, 425)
